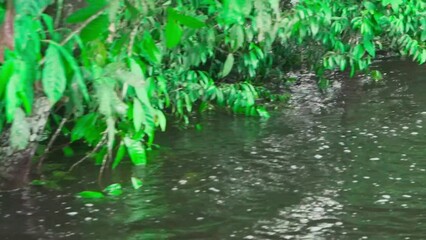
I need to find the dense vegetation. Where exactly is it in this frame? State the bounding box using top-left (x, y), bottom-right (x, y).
top-left (0, 0), bottom-right (425, 189)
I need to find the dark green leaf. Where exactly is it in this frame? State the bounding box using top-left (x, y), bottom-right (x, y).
top-left (63, 146), bottom-right (74, 157)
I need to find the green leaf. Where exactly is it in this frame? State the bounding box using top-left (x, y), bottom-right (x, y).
top-left (66, 1), bottom-right (108, 23)
top-left (352, 45), bottom-right (365, 59)
top-left (174, 12), bottom-right (206, 29)
top-left (421, 30), bottom-right (426, 42)
top-left (371, 70), bottom-right (383, 81)
top-left (5, 61), bottom-right (25, 123)
top-left (31, 180), bottom-right (47, 186)
top-left (15, 0), bottom-right (53, 17)
top-left (124, 137), bottom-right (147, 165)
top-left (112, 142), bottom-right (126, 169)
top-left (10, 108), bottom-right (30, 150)
top-left (124, 0), bottom-right (140, 19)
top-left (131, 177), bottom-right (143, 189)
top-left (256, 107), bottom-right (270, 119)
top-left (129, 58), bottom-right (145, 82)
top-left (140, 32), bottom-right (161, 64)
top-left (363, 1), bottom-right (376, 11)
top-left (221, 53), bottom-right (234, 77)
top-left (133, 98), bottom-right (145, 131)
top-left (0, 60), bottom-right (15, 99)
top-left (78, 191), bottom-right (105, 199)
top-left (71, 113), bottom-right (98, 142)
top-left (57, 45), bottom-right (90, 101)
top-left (104, 183), bottom-right (123, 196)
top-left (42, 44), bottom-right (67, 104)
top-left (94, 78), bottom-right (116, 117)
top-left (156, 110), bottom-right (167, 131)
top-left (41, 14), bottom-right (58, 41)
top-left (80, 14), bottom-right (109, 43)
top-left (310, 21), bottom-right (319, 36)
top-left (165, 19), bottom-right (183, 48)
top-left (63, 146), bottom-right (74, 157)
top-left (221, 0), bottom-right (252, 24)
top-left (382, 0), bottom-right (403, 12)
top-left (363, 37), bottom-right (375, 57)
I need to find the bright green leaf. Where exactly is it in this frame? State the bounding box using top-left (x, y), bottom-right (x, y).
top-left (78, 191), bottom-right (105, 199)
top-left (221, 53), bottom-right (234, 78)
top-left (133, 98), bottom-right (145, 131)
top-left (124, 137), bottom-right (147, 165)
top-left (131, 177), bottom-right (143, 189)
top-left (104, 183), bottom-right (123, 196)
top-left (112, 142), bottom-right (126, 169)
top-left (165, 19), bottom-right (183, 48)
top-left (80, 14), bottom-right (109, 43)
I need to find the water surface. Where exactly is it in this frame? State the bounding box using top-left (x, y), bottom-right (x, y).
top-left (1, 59), bottom-right (426, 239)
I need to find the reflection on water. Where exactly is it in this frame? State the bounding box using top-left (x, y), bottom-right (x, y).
top-left (2, 58), bottom-right (426, 239)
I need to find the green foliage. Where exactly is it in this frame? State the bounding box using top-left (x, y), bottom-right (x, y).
top-left (1, 0), bottom-right (426, 185)
top-left (278, 0), bottom-right (426, 78)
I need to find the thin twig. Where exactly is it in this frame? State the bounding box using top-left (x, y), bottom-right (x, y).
top-left (69, 134), bottom-right (107, 172)
top-left (54, 0), bottom-right (64, 29)
top-left (127, 24), bottom-right (139, 56)
top-left (107, 23), bottom-right (116, 43)
top-left (37, 116), bottom-right (69, 172)
top-left (97, 152), bottom-right (109, 184)
top-left (60, 7), bottom-right (107, 46)
top-left (38, 7), bottom-right (107, 67)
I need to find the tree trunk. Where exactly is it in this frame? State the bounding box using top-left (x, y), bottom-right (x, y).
top-left (0, 97), bottom-right (51, 190)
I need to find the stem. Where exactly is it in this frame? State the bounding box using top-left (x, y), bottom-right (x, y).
top-left (69, 134), bottom-right (107, 172)
top-left (54, 0), bottom-right (64, 28)
top-left (60, 7), bottom-right (107, 46)
top-left (97, 151), bottom-right (109, 185)
top-left (127, 25), bottom-right (139, 56)
top-left (37, 116), bottom-right (69, 172)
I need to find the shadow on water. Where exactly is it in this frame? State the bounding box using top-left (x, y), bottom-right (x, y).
top-left (2, 58), bottom-right (426, 239)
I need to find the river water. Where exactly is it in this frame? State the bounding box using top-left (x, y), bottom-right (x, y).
top-left (2, 58), bottom-right (426, 239)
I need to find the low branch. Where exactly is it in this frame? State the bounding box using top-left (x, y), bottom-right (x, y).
top-left (60, 7), bottom-right (107, 46)
top-left (69, 134), bottom-right (107, 172)
top-left (37, 116), bottom-right (69, 172)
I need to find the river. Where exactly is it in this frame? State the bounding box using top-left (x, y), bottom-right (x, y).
top-left (1, 58), bottom-right (426, 239)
